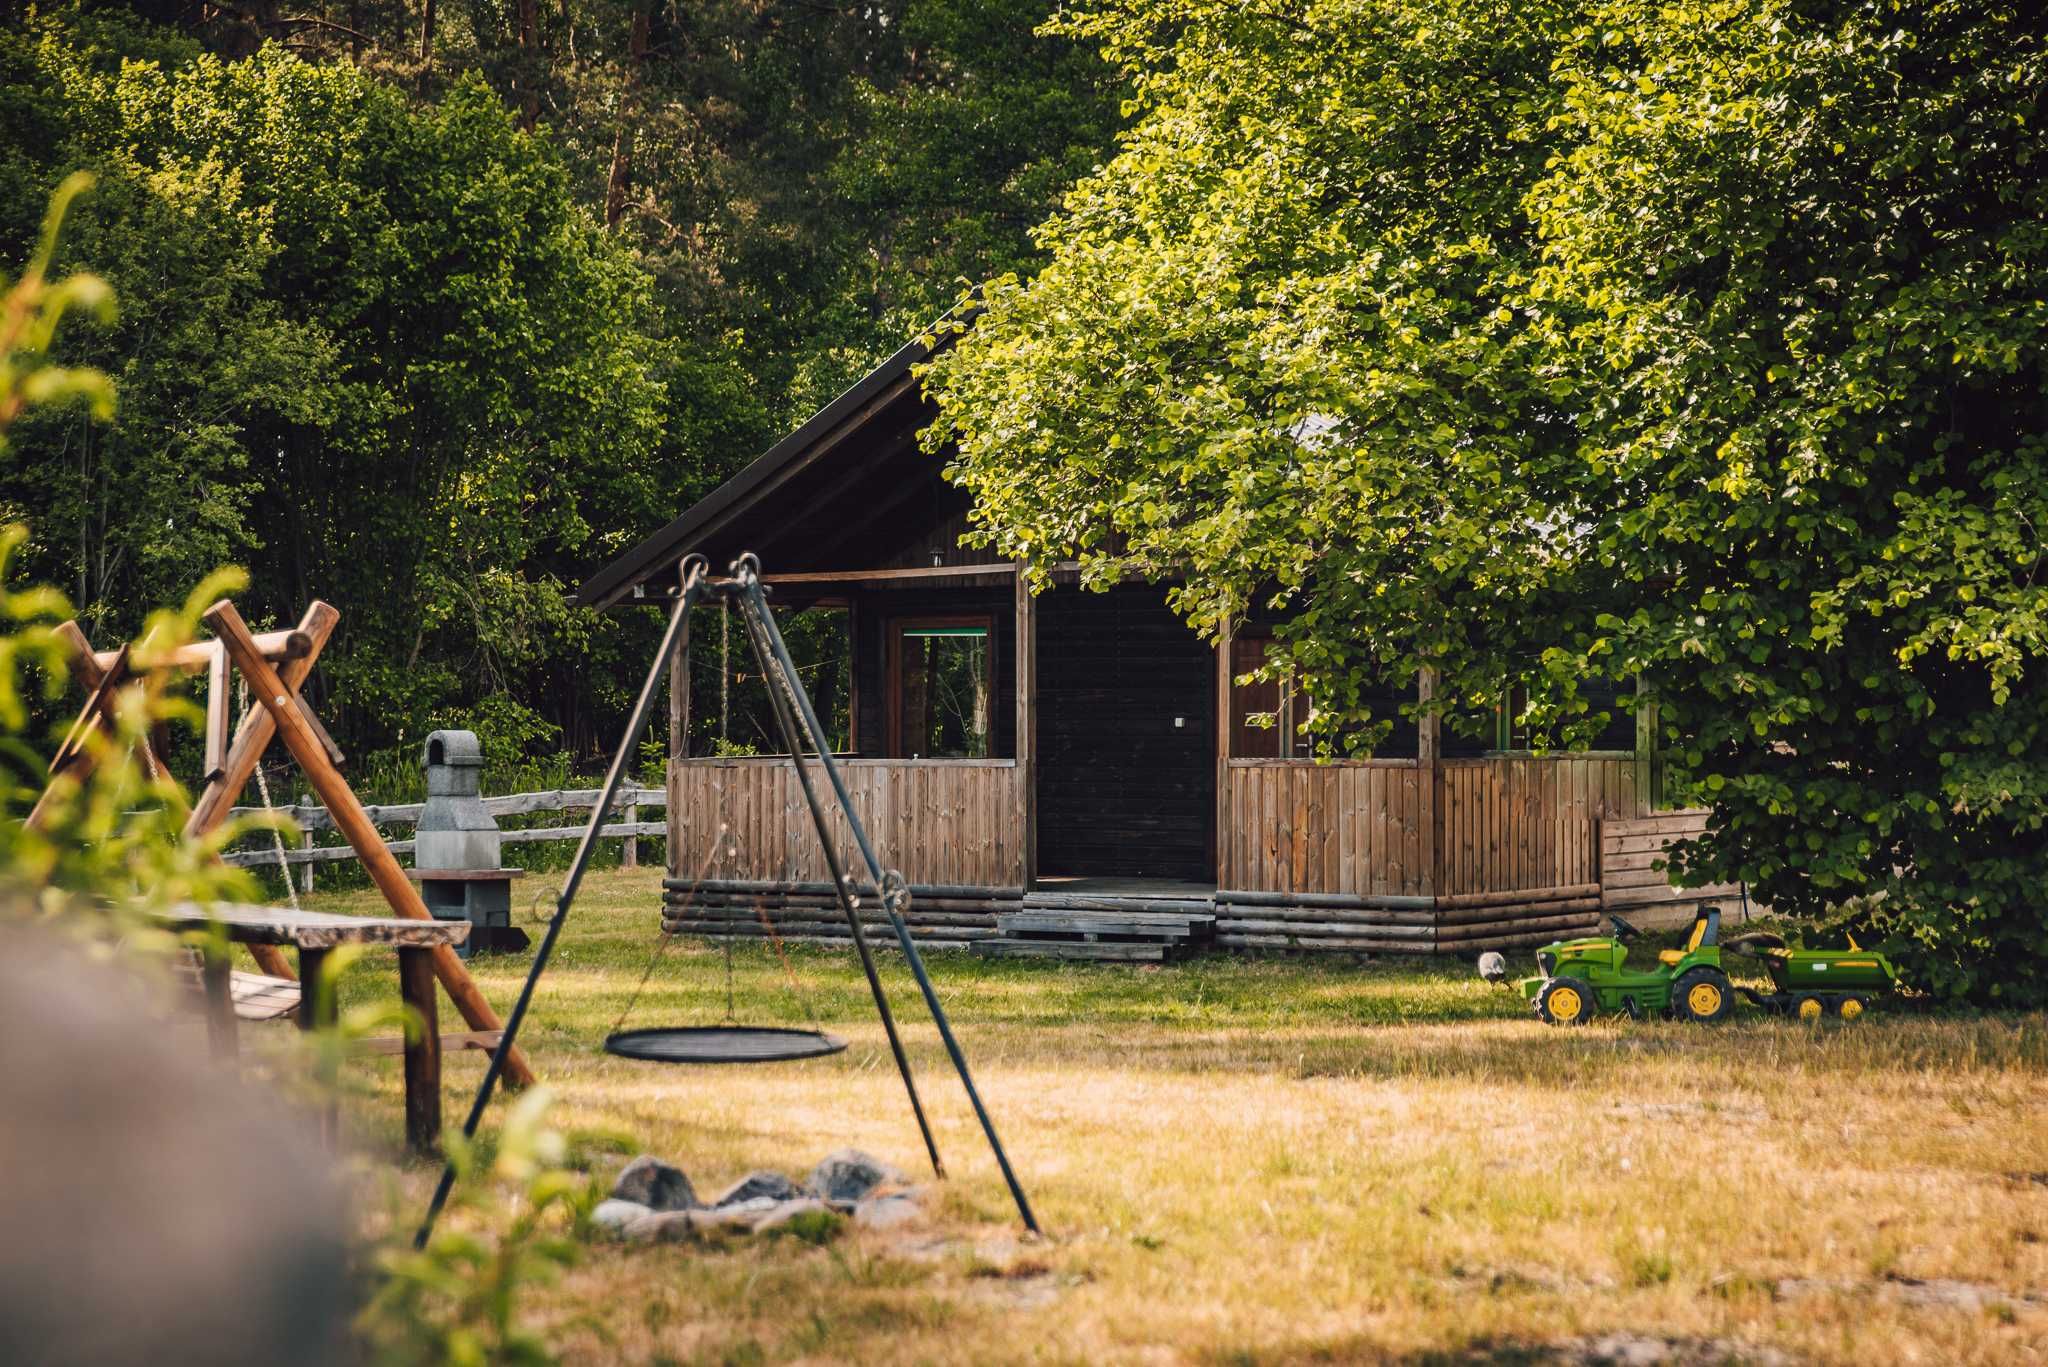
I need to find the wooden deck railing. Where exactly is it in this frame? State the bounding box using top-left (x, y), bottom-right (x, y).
top-left (670, 757), bottom-right (1025, 889)
top-left (1219, 759), bottom-right (1429, 897)
top-left (1219, 754), bottom-right (1644, 900)
top-left (1436, 755), bottom-right (1639, 896)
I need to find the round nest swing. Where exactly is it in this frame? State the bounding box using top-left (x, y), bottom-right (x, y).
top-left (603, 1025), bottom-right (846, 1065)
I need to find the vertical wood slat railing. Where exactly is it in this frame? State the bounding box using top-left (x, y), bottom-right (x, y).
top-left (1217, 754), bottom-right (1641, 900)
top-left (1435, 756), bottom-right (1639, 897)
top-left (1218, 760), bottom-right (1429, 897)
top-left (669, 757), bottom-right (1026, 890)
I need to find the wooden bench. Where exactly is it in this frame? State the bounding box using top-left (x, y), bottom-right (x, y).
top-left (156, 903), bottom-right (482, 1156)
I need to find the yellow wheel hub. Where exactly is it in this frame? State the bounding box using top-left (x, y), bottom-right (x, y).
top-left (1549, 986), bottom-right (1584, 1021)
top-left (1798, 998), bottom-right (1823, 1021)
top-left (1840, 998), bottom-right (1865, 1021)
top-left (1687, 983), bottom-right (1723, 1016)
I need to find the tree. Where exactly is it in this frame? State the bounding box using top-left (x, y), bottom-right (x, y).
top-left (0, 11), bottom-right (678, 759)
top-left (925, 0), bottom-right (2048, 1002)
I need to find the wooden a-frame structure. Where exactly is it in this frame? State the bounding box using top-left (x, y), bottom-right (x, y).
top-left (30, 597), bottom-right (535, 1088)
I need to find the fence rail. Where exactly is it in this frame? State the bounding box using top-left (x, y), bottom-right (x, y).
top-left (222, 786), bottom-right (667, 869)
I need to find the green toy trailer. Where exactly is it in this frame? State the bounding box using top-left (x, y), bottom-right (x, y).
top-left (1725, 932), bottom-right (1899, 1021)
top-left (1477, 907), bottom-right (1733, 1025)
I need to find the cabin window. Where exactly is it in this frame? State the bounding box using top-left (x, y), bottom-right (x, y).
top-left (1440, 674), bottom-right (1638, 756)
top-left (1231, 633), bottom-right (1419, 758)
top-left (889, 617), bottom-right (993, 758)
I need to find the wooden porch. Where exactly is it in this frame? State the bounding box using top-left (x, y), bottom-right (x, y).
top-left (661, 748), bottom-right (1666, 954)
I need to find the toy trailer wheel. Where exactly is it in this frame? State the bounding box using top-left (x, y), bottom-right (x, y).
top-left (1794, 994), bottom-right (1826, 1022)
top-left (1673, 967), bottom-right (1733, 1023)
top-left (1537, 976), bottom-right (1597, 1026)
top-left (1837, 997), bottom-right (1868, 1021)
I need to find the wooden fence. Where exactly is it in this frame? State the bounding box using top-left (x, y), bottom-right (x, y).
top-left (670, 757), bottom-right (1026, 890)
top-left (222, 786), bottom-right (666, 871)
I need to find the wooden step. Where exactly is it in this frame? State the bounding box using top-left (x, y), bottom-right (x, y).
top-left (972, 938), bottom-right (1174, 962)
top-left (1021, 892), bottom-right (1215, 915)
top-left (998, 911), bottom-right (1216, 940)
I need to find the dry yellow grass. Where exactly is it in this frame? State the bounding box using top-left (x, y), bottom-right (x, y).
top-left (298, 867), bottom-right (2048, 1364)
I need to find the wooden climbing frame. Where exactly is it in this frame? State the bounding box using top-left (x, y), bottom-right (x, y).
top-left (29, 597), bottom-right (535, 1089)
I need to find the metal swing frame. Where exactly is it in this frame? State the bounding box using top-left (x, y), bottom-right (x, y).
top-left (416, 553), bottom-right (1039, 1247)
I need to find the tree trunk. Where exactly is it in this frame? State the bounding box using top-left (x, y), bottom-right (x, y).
top-left (603, 4), bottom-right (652, 230)
top-left (420, 0), bottom-right (435, 61)
top-left (515, 0), bottom-right (542, 129)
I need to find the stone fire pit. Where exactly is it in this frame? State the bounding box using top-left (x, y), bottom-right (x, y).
top-left (591, 1148), bottom-right (924, 1243)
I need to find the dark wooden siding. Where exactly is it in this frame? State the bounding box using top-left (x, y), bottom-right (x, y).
top-left (1036, 585), bottom-right (1215, 881)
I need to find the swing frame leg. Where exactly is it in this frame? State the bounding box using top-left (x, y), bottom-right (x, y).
top-left (733, 585), bottom-right (948, 1182)
top-left (735, 560), bottom-right (1040, 1236)
top-left (417, 558), bottom-right (710, 1249)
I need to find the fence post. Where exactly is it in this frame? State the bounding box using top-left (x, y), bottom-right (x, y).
top-left (623, 794), bottom-right (639, 869)
top-left (299, 828), bottom-right (316, 895)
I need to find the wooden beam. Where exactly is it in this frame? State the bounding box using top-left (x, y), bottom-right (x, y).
top-left (763, 564), bottom-right (1018, 586)
top-left (398, 946), bottom-right (442, 1156)
top-left (1634, 673), bottom-right (1657, 816)
top-left (788, 469), bottom-right (939, 568)
top-left (667, 570), bottom-right (691, 878)
top-left (27, 633), bottom-right (181, 833)
top-left (184, 602), bottom-right (338, 840)
top-left (681, 372), bottom-right (920, 565)
top-left (89, 628), bottom-right (311, 677)
top-left (1215, 611), bottom-right (1233, 889)
top-left (203, 599), bottom-right (536, 1090)
top-left (1014, 566), bottom-right (1036, 888)
top-left (297, 945), bottom-right (337, 1144)
top-left (49, 623), bottom-right (177, 780)
top-left (203, 642), bottom-right (229, 784)
top-left (1418, 666), bottom-right (1439, 897)
top-left (181, 602), bottom-right (340, 981)
top-left (752, 406), bottom-right (931, 559)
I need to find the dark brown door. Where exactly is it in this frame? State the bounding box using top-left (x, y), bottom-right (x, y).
top-left (1035, 585), bottom-right (1215, 881)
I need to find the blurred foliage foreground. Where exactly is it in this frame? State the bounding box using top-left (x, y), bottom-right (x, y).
top-left (2, 175), bottom-right (587, 1367)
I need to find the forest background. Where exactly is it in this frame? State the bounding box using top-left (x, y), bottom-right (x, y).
top-left (0, 0), bottom-right (1120, 772)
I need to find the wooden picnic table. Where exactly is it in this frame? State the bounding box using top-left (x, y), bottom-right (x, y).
top-left (158, 903), bottom-right (480, 1156)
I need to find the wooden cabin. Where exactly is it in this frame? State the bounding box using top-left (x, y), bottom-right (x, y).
top-left (579, 333), bottom-right (1730, 956)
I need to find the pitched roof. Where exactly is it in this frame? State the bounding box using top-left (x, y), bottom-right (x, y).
top-left (575, 315), bottom-right (970, 610)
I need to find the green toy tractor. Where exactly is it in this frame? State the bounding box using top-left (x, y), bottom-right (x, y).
top-left (1477, 907), bottom-right (1733, 1025)
top-left (1723, 930), bottom-right (1899, 1021)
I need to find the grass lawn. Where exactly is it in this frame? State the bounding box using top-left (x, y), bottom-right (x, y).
top-left (296, 867), bottom-right (2048, 1364)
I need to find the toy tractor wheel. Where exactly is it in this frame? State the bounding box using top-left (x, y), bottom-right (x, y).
top-left (1838, 996), bottom-right (1868, 1022)
top-left (1794, 993), bottom-right (1826, 1022)
top-left (1537, 975), bottom-right (1597, 1026)
top-left (1673, 967), bottom-right (1733, 1023)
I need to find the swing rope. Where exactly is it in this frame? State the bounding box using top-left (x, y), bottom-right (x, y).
top-left (604, 815), bottom-right (843, 1064)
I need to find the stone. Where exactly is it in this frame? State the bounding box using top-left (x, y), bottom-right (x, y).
top-left (611, 1155), bottom-right (697, 1212)
top-left (589, 1199), bottom-right (652, 1236)
top-left (708, 1171), bottom-right (804, 1207)
top-left (753, 1198), bottom-right (835, 1233)
top-left (622, 1211), bottom-right (699, 1244)
top-left (807, 1148), bottom-right (906, 1205)
top-left (852, 1192), bottom-right (923, 1231)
